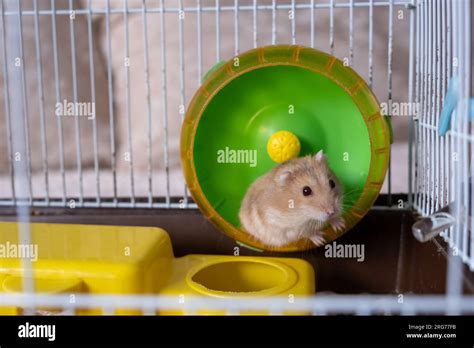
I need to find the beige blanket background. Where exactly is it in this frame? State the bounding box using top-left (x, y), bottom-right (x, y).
top-left (0, 0), bottom-right (411, 200)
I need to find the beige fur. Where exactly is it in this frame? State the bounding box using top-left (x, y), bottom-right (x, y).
top-left (239, 151), bottom-right (344, 247)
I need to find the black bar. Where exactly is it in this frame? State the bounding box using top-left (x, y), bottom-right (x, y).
top-left (0, 316), bottom-right (473, 346)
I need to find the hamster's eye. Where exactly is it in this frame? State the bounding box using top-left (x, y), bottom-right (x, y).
top-left (329, 179), bottom-right (336, 189)
top-left (302, 186), bottom-right (312, 196)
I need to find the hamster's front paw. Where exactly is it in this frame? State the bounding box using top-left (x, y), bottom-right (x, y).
top-left (310, 233), bottom-right (327, 247)
top-left (329, 216), bottom-right (346, 232)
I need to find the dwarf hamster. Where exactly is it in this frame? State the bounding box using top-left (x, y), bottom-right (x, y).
top-left (239, 150), bottom-right (345, 248)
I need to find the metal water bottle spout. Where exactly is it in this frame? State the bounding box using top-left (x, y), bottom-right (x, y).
top-left (412, 204), bottom-right (456, 243)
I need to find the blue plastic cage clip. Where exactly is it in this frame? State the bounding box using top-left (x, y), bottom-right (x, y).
top-left (438, 76), bottom-right (474, 136)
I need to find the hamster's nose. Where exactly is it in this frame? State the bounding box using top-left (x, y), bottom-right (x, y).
top-left (325, 208), bottom-right (335, 216)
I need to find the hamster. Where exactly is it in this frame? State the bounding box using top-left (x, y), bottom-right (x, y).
top-left (239, 150), bottom-right (345, 248)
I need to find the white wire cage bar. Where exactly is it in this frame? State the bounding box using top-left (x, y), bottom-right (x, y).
top-left (0, 0), bottom-right (413, 209)
top-left (412, 0), bottom-right (473, 270)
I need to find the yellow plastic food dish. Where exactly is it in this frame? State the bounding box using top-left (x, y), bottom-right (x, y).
top-left (0, 222), bottom-right (315, 315)
top-left (159, 255), bottom-right (314, 315)
top-left (267, 130), bottom-right (301, 163)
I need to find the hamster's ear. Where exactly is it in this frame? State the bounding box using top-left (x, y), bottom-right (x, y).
top-left (276, 169), bottom-right (294, 186)
top-left (315, 150), bottom-right (325, 162)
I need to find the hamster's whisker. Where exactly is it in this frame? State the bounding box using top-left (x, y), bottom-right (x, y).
top-left (342, 187), bottom-right (363, 195)
top-left (342, 191), bottom-right (363, 199)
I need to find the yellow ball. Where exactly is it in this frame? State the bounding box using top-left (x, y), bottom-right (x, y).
top-left (267, 130), bottom-right (301, 163)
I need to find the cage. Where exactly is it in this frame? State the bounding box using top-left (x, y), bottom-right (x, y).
top-left (0, 0), bottom-right (473, 315)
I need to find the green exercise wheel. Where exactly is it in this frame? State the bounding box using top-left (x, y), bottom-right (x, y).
top-left (181, 45), bottom-right (390, 252)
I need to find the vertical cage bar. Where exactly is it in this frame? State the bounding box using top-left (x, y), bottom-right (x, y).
top-left (271, 0), bottom-right (276, 45)
top-left (160, 0), bottom-right (170, 206)
top-left (420, 0), bottom-right (427, 214)
top-left (178, 0), bottom-right (188, 207)
top-left (426, 0), bottom-right (433, 212)
top-left (438, 0), bottom-right (446, 214)
top-left (69, 0), bottom-right (84, 206)
top-left (368, 0), bottom-right (374, 88)
top-left (427, 0), bottom-right (433, 215)
top-left (105, 0), bottom-right (118, 206)
top-left (386, 0), bottom-right (393, 205)
top-left (452, 0), bottom-right (461, 254)
top-left (50, 0), bottom-right (67, 205)
top-left (16, 0), bottom-right (33, 204)
top-left (407, 0), bottom-right (415, 207)
top-left (253, 0), bottom-right (257, 48)
top-left (446, 251), bottom-right (463, 314)
top-left (458, 0), bottom-right (468, 262)
top-left (329, 0), bottom-right (334, 55)
top-left (446, 9), bottom-right (465, 285)
top-left (439, 0), bottom-right (448, 217)
top-left (460, 0), bottom-right (469, 264)
top-left (430, 0), bottom-right (437, 214)
top-left (197, 0), bottom-right (203, 77)
top-left (466, 0), bottom-right (473, 269)
top-left (465, 0), bottom-right (471, 265)
top-left (428, 0), bottom-right (436, 213)
top-left (425, 0), bottom-right (432, 215)
top-left (234, 0), bottom-right (239, 54)
top-left (291, 0), bottom-right (296, 45)
top-left (142, 0), bottom-right (153, 207)
top-left (0, 0), bottom-right (16, 204)
top-left (349, 0), bottom-right (354, 66)
top-left (5, 0), bottom-right (35, 314)
top-left (310, 0), bottom-right (314, 48)
top-left (87, 0), bottom-right (101, 205)
top-left (215, 0), bottom-right (220, 62)
top-left (434, 0), bottom-right (441, 212)
top-left (446, 0), bottom-right (453, 242)
top-left (440, 0), bottom-right (448, 219)
top-left (421, 0), bottom-right (428, 215)
top-left (33, 0), bottom-right (49, 205)
top-left (414, 0), bottom-right (421, 211)
top-left (123, 0), bottom-right (136, 206)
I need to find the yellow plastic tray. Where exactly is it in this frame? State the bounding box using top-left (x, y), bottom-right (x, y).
top-left (0, 222), bottom-right (315, 315)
